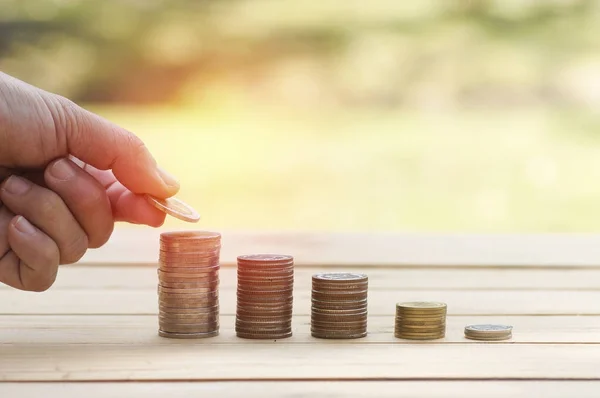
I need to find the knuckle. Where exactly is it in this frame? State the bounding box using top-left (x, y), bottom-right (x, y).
top-left (27, 273), bottom-right (56, 292)
top-left (38, 191), bottom-right (63, 216)
top-left (128, 135), bottom-right (150, 160)
top-left (88, 222), bottom-right (114, 249)
top-left (22, 256), bottom-right (58, 292)
top-left (60, 233), bottom-right (88, 264)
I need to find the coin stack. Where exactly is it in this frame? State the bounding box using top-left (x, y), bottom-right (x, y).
top-left (311, 273), bottom-right (369, 339)
top-left (235, 254), bottom-right (294, 339)
top-left (464, 324), bottom-right (513, 341)
top-left (394, 302), bottom-right (447, 340)
top-left (157, 231), bottom-right (221, 339)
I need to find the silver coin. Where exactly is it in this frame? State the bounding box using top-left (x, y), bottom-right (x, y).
top-left (465, 324), bottom-right (513, 333)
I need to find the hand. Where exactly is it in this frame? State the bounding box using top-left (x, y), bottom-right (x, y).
top-left (0, 72), bottom-right (180, 292)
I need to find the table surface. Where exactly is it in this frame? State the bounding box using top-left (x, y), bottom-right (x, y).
top-left (2, 229), bottom-right (600, 397)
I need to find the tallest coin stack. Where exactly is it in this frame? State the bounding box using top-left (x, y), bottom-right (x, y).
top-left (157, 231), bottom-right (221, 339)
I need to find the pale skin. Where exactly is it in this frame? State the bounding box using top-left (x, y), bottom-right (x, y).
top-left (0, 72), bottom-right (180, 292)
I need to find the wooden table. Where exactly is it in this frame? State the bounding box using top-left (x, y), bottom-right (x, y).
top-left (2, 230), bottom-right (600, 397)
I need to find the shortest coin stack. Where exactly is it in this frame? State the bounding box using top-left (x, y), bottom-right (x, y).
top-left (236, 254), bottom-right (294, 339)
top-left (311, 273), bottom-right (369, 339)
top-left (464, 324), bottom-right (513, 341)
top-left (158, 231), bottom-right (221, 339)
top-left (395, 302), bottom-right (447, 340)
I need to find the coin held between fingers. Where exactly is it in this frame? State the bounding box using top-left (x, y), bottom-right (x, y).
top-left (145, 195), bottom-right (200, 223)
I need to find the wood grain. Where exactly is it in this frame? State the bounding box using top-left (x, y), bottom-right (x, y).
top-left (2, 266), bottom-right (599, 291)
top-left (1, 343), bottom-right (599, 381)
top-left (2, 231), bottom-right (599, 391)
top-left (1, 315), bottom-right (599, 345)
top-left (2, 288), bottom-right (599, 315)
top-left (2, 381), bottom-right (600, 398)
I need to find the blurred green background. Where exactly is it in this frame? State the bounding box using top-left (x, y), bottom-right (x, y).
top-left (2, 0), bottom-right (600, 232)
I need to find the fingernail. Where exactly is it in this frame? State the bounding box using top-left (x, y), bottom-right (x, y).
top-left (2, 176), bottom-right (31, 195)
top-left (13, 216), bottom-right (36, 235)
top-left (50, 158), bottom-right (76, 181)
top-left (157, 167), bottom-right (180, 190)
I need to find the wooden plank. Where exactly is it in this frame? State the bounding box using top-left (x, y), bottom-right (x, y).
top-left (1, 315), bottom-right (599, 345)
top-left (1, 343), bottom-right (599, 381)
top-left (2, 381), bottom-right (600, 398)
top-left (79, 228), bottom-right (600, 267)
top-left (3, 266), bottom-right (599, 291)
top-left (2, 288), bottom-right (599, 315)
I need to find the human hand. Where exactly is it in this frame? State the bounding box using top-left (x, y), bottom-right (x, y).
top-left (0, 72), bottom-right (180, 291)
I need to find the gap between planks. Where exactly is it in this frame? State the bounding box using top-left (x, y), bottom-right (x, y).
top-left (2, 266), bottom-right (599, 291)
top-left (2, 288), bottom-right (600, 315)
top-left (1, 315), bottom-right (600, 345)
top-left (2, 381), bottom-right (600, 398)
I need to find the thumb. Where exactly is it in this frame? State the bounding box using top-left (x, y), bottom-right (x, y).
top-left (50, 96), bottom-right (180, 199)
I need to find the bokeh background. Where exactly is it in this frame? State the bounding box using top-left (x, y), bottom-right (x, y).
top-left (1, 0), bottom-right (600, 232)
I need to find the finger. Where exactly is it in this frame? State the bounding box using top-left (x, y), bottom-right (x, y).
top-left (75, 161), bottom-right (166, 227)
top-left (0, 216), bottom-right (59, 292)
top-left (0, 175), bottom-right (88, 264)
top-left (47, 94), bottom-right (180, 198)
top-left (44, 158), bottom-right (113, 248)
top-left (107, 181), bottom-right (166, 227)
top-left (0, 206), bottom-right (14, 256)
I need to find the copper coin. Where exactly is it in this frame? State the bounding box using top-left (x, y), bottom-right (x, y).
top-left (159, 280), bottom-right (219, 289)
top-left (159, 330), bottom-right (219, 339)
top-left (311, 293), bottom-right (368, 302)
top-left (160, 246), bottom-right (220, 255)
top-left (160, 230), bottom-right (220, 242)
top-left (237, 262), bottom-right (293, 268)
top-left (312, 272), bottom-right (367, 282)
top-left (158, 272), bottom-right (220, 280)
top-left (159, 256), bottom-right (220, 266)
top-left (158, 265), bottom-right (220, 274)
top-left (311, 314), bottom-right (368, 323)
top-left (311, 299), bottom-right (367, 308)
top-left (158, 319), bottom-right (219, 333)
top-left (235, 325), bottom-right (292, 332)
top-left (159, 304), bottom-right (219, 313)
top-left (236, 287), bottom-right (294, 296)
top-left (311, 307), bottom-right (368, 315)
top-left (236, 284), bottom-right (293, 292)
top-left (159, 325), bottom-right (219, 334)
top-left (159, 318), bottom-right (219, 328)
top-left (159, 315), bottom-right (219, 324)
top-left (237, 254), bottom-right (293, 263)
top-left (158, 285), bottom-right (218, 294)
top-left (236, 317), bottom-right (291, 325)
top-left (236, 307), bottom-right (293, 316)
top-left (159, 300), bottom-right (219, 309)
top-left (236, 317), bottom-right (293, 324)
top-left (158, 291), bottom-right (218, 298)
top-left (237, 272), bottom-right (294, 279)
top-left (237, 269), bottom-right (294, 278)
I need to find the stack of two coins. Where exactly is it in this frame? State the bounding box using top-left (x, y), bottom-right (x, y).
top-left (395, 302), bottom-right (447, 340)
top-left (311, 273), bottom-right (369, 339)
top-left (235, 255), bottom-right (294, 339)
top-left (157, 232), bottom-right (221, 339)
